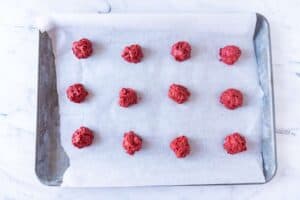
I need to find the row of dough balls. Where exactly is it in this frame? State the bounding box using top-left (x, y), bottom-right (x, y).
top-left (72, 127), bottom-right (247, 158)
top-left (72, 38), bottom-right (242, 65)
top-left (66, 83), bottom-right (244, 109)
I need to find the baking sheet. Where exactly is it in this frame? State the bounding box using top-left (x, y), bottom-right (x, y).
top-left (36, 13), bottom-right (276, 187)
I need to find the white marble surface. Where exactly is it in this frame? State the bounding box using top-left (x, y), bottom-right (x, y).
top-left (0, 0), bottom-right (300, 199)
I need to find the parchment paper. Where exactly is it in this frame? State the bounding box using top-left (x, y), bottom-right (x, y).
top-left (47, 13), bottom-right (265, 186)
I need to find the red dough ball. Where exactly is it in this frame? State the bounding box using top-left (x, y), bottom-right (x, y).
top-left (219, 45), bottom-right (241, 65)
top-left (72, 38), bottom-right (93, 59)
top-left (121, 44), bottom-right (143, 63)
top-left (72, 126), bottom-right (94, 149)
top-left (123, 131), bottom-right (143, 155)
top-left (171, 41), bottom-right (192, 62)
top-left (170, 135), bottom-right (191, 158)
top-left (66, 83), bottom-right (88, 103)
top-left (168, 84), bottom-right (191, 104)
top-left (220, 88), bottom-right (243, 110)
top-left (119, 88), bottom-right (138, 107)
top-left (223, 133), bottom-right (247, 154)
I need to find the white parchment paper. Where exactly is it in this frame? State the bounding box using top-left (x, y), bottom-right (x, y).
top-left (48, 13), bottom-right (265, 186)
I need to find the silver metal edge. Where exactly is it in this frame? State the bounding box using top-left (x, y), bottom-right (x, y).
top-left (255, 13), bottom-right (278, 183)
top-left (35, 31), bottom-right (70, 186)
top-left (35, 31), bottom-right (47, 185)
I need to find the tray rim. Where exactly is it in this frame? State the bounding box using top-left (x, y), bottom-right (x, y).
top-left (255, 13), bottom-right (277, 184)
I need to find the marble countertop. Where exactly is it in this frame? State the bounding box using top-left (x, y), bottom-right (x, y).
top-left (0, 0), bottom-right (300, 199)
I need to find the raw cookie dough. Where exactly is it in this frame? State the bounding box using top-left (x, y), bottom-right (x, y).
top-left (223, 133), bottom-right (247, 154)
top-left (122, 131), bottom-right (143, 155)
top-left (72, 38), bottom-right (93, 59)
top-left (66, 83), bottom-right (88, 103)
top-left (220, 88), bottom-right (243, 110)
top-left (170, 135), bottom-right (191, 158)
top-left (121, 44), bottom-right (143, 63)
top-left (72, 126), bottom-right (94, 148)
top-left (119, 88), bottom-right (138, 107)
top-left (168, 83), bottom-right (191, 104)
top-left (171, 41), bottom-right (192, 62)
top-left (219, 45), bottom-right (241, 65)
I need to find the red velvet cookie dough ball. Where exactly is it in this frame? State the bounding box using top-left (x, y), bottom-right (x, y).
top-left (220, 88), bottom-right (243, 110)
top-left (168, 84), bottom-right (191, 104)
top-left (219, 45), bottom-right (241, 65)
top-left (66, 83), bottom-right (88, 103)
top-left (121, 44), bottom-right (143, 63)
top-left (72, 126), bottom-right (94, 149)
top-left (170, 135), bottom-right (191, 158)
top-left (171, 41), bottom-right (192, 62)
top-left (223, 133), bottom-right (247, 154)
top-left (122, 131), bottom-right (143, 155)
top-left (119, 88), bottom-right (138, 107)
top-left (72, 38), bottom-right (93, 59)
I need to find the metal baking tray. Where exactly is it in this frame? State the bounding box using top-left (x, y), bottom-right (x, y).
top-left (35, 13), bottom-right (277, 186)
